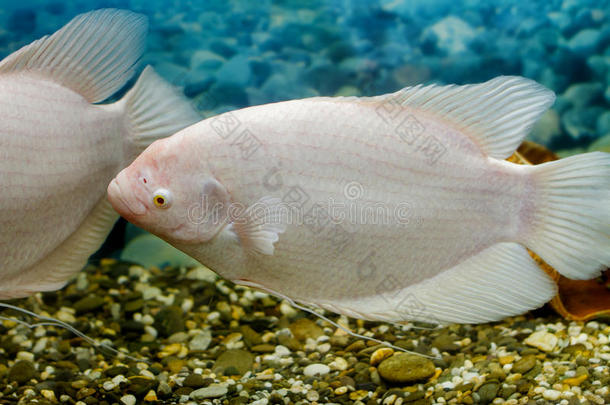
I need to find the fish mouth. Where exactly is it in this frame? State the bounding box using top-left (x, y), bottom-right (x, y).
top-left (107, 176), bottom-right (147, 218)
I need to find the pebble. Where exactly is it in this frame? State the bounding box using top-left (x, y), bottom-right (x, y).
top-left (289, 318), bottom-right (324, 341)
top-left (143, 390), bottom-right (158, 401)
top-left (190, 384), bottom-right (228, 399)
top-left (73, 295), bottom-right (105, 313)
top-left (512, 355), bottom-right (537, 374)
top-left (8, 360), bottom-right (36, 384)
top-left (370, 347), bottom-right (394, 365)
top-left (41, 389), bottom-right (56, 402)
top-left (303, 363), bottom-right (331, 377)
top-left (542, 389), bottom-right (562, 401)
top-left (306, 390), bottom-right (320, 402)
top-left (183, 373), bottom-right (209, 388)
top-left (524, 330), bottom-right (558, 352)
top-left (189, 331), bottom-right (212, 351)
top-left (377, 353), bottom-right (436, 383)
top-left (478, 382), bottom-right (499, 403)
top-left (213, 349), bottom-right (254, 376)
top-left (120, 394), bottom-right (137, 405)
top-left (329, 356), bottom-right (349, 371)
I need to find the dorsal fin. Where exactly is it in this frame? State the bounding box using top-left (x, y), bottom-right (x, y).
top-left (0, 9), bottom-right (148, 103)
top-left (371, 76), bottom-right (555, 159)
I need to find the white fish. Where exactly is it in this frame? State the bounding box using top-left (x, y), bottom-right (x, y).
top-left (108, 76), bottom-right (610, 324)
top-left (0, 9), bottom-right (200, 299)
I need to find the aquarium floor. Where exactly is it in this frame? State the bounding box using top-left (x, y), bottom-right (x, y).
top-left (0, 260), bottom-right (608, 405)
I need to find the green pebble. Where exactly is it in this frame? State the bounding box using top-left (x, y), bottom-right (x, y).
top-left (124, 299), bottom-right (144, 312)
top-left (477, 382), bottom-right (499, 404)
top-left (289, 318), bottom-right (324, 342)
top-left (73, 295), bottom-right (105, 314)
top-left (377, 353), bottom-right (435, 384)
top-left (512, 355), bottom-right (537, 374)
top-left (8, 360), bottom-right (36, 384)
top-left (213, 349), bottom-right (254, 376)
top-left (183, 374), bottom-right (209, 388)
top-left (431, 334), bottom-right (460, 352)
top-left (155, 306), bottom-right (185, 337)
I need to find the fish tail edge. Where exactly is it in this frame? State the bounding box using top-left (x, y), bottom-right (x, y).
top-left (525, 151), bottom-right (610, 280)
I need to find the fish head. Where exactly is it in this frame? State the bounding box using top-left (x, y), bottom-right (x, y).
top-left (108, 136), bottom-right (223, 244)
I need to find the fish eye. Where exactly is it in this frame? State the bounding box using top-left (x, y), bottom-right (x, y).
top-left (152, 189), bottom-right (172, 209)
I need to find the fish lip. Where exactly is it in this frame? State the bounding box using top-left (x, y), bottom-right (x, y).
top-left (107, 177), bottom-right (147, 217)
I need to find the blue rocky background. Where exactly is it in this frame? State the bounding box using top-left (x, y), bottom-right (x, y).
top-left (1, 0), bottom-right (610, 154)
top-left (1, 0), bottom-right (610, 262)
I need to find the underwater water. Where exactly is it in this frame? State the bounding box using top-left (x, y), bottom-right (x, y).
top-left (2, 2), bottom-right (610, 404)
top-left (1, 0), bottom-right (609, 153)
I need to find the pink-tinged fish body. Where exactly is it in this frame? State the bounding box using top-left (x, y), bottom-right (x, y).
top-left (0, 9), bottom-right (200, 299)
top-left (109, 77), bottom-right (610, 324)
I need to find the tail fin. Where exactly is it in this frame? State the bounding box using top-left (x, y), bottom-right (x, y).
top-left (123, 65), bottom-right (201, 153)
top-left (525, 152), bottom-right (610, 279)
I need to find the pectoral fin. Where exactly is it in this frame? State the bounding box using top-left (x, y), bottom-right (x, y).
top-left (227, 196), bottom-right (286, 255)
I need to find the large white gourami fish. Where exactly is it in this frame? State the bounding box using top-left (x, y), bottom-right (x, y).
top-left (108, 77), bottom-right (610, 324)
top-left (0, 9), bottom-right (200, 299)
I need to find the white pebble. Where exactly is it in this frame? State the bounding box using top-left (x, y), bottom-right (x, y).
top-left (543, 389), bottom-right (561, 401)
top-left (33, 338), bottom-right (48, 353)
top-left (439, 381), bottom-right (455, 390)
top-left (317, 343), bottom-right (331, 353)
top-left (462, 372), bottom-right (479, 382)
top-left (144, 326), bottom-right (158, 339)
top-left (329, 357), bottom-right (348, 371)
top-left (185, 266), bottom-right (217, 282)
top-left (102, 381), bottom-right (115, 391)
top-left (181, 298), bottom-right (194, 312)
top-left (34, 326), bottom-right (46, 338)
top-left (279, 300), bottom-right (298, 317)
top-left (568, 325), bottom-right (582, 337)
top-left (141, 314), bottom-right (155, 325)
top-left (207, 312), bottom-right (220, 322)
top-left (17, 351), bottom-right (34, 362)
top-left (110, 303), bottom-right (121, 320)
top-left (55, 310), bottom-right (76, 323)
top-left (120, 394), bottom-right (137, 405)
top-left (303, 363), bottom-right (330, 377)
top-left (274, 345), bottom-right (291, 357)
top-left (306, 390), bottom-right (320, 402)
top-left (156, 293), bottom-right (175, 306)
top-left (112, 374), bottom-right (129, 385)
top-left (525, 331), bottom-right (558, 352)
top-left (586, 321), bottom-right (600, 330)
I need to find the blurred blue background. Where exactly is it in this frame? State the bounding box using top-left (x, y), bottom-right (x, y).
top-left (2, 0), bottom-right (610, 153)
top-left (1, 0), bottom-right (609, 264)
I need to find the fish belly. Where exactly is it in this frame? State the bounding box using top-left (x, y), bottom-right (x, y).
top-left (0, 74), bottom-right (123, 277)
top-left (183, 98), bottom-right (531, 304)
